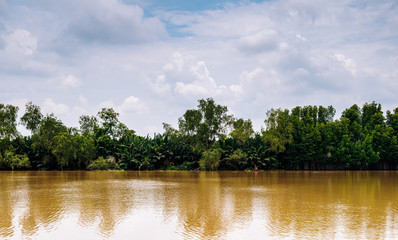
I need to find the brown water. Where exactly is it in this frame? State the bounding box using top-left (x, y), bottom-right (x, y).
top-left (0, 171), bottom-right (397, 239)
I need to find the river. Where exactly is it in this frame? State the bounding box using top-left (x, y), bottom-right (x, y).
top-left (1, 171), bottom-right (397, 239)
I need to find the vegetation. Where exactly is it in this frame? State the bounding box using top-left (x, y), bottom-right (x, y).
top-left (0, 99), bottom-right (398, 171)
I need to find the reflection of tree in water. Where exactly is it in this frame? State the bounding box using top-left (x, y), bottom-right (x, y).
top-left (78, 172), bottom-right (141, 237)
top-left (0, 172), bottom-right (14, 238)
top-left (264, 171), bottom-right (398, 239)
top-left (2, 171), bottom-right (398, 239)
top-left (154, 171), bottom-right (256, 239)
top-left (8, 171), bottom-right (134, 238)
top-left (21, 172), bottom-right (66, 237)
top-left (76, 171), bottom-right (135, 237)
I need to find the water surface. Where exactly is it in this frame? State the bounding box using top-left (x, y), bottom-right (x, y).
top-left (1, 171), bottom-right (397, 239)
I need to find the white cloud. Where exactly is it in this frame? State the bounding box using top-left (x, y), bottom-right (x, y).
top-left (3, 29), bottom-right (37, 55)
top-left (98, 100), bottom-right (115, 110)
top-left (1, 0), bottom-right (398, 135)
top-left (79, 95), bottom-right (88, 104)
top-left (333, 54), bottom-right (357, 76)
top-left (65, 0), bottom-right (167, 44)
top-left (117, 96), bottom-right (147, 114)
top-left (237, 29), bottom-right (279, 54)
top-left (163, 52), bottom-right (184, 72)
top-left (174, 60), bottom-right (219, 97)
top-left (162, 3), bottom-right (274, 38)
top-left (295, 34), bottom-right (307, 42)
top-left (61, 75), bottom-right (82, 88)
top-left (150, 74), bottom-right (171, 94)
top-left (6, 98), bottom-right (29, 118)
top-left (42, 98), bottom-right (70, 116)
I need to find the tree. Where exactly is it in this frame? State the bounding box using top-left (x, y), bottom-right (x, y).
top-left (79, 115), bottom-right (98, 136)
top-left (0, 104), bottom-right (19, 139)
top-left (386, 107), bottom-right (398, 133)
top-left (224, 149), bottom-right (248, 170)
top-left (53, 133), bottom-right (76, 170)
top-left (199, 148), bottom-right (222, 171)
top-left (97, 108), bottom-right (120, 139)
top-left (230, 118), bottom-right (254, 145)
top-left (198, 98), bottom-right (233, 142)
top-left (263, 108), bottom-right (293, 154)
top-left (178, 98), bottom-right (233, 149)
top-left (361, 101), bottom-right (384, 131)
top-left (20, 102), bottom-right (43, 134)
top-left (317, 106), bottom-right (336, 124)
top-left (0, 147), bottom-right (30, 170)
top-left (178, 110), bottom-right (202, 137)
top-left (342, 104), bottom-right (361, 124)
top-left (360, 134), bottom-right (379, 168)
top-left (31, 114), bottom-right (68, 169)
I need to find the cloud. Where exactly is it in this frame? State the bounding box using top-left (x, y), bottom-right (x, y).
top-left (61, 75), bottom-right (82, 88)
top-left (79, 95), bottom-right (88, 104)
top-left (117, 96), bottom-right (147, 114)
top-left (7, 98), bottom-right (28, 113)
top-left (159, 54), bottom-right (221, 97)
top-left (42, 98), bottom-right (70, 116)
top-left (149, 74), bottom-right (171, 94)
top-left (65, 0), bottom-right (167, 44)
top-left (237, 29), bottom-right (279, 54)
top-left (96, 96), bottom-right (147, 115)
top-left (333, 54), bottom-right (357, 76)
top-left (1, 0), bottom-right (398, 135)
top-left (295, 34), bottom-right (307, 42)
top-left (98, 100), bottom-right (115, 110)
top-left (161, 3), bottom-right (274, 38)
top-left (0, 0), bottom-right (6, 16)
top-left (3, 29), bottom-right (37, 55)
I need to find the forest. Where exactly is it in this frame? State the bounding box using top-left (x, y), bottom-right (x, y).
top-left (1, 98), bottom-right (398, 171)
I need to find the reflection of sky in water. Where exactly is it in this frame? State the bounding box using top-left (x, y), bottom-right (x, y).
top-left (1, 171), bottom-right (398, 239)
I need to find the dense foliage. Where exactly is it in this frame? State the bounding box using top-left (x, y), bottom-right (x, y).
top-left (0, 99), bottom-right (397, 171)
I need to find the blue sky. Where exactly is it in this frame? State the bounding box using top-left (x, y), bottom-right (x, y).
top-left (1, 0), bottom-right (398, 135)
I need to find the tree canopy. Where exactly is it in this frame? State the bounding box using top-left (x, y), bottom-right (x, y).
top-left (0, 99), bottom-right (397, 171)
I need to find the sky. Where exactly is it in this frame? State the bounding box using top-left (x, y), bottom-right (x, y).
top-left (0, 0), bottom-right (397, 135)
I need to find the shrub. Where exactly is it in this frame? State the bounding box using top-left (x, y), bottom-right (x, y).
top-left (0, 149), bottom-right (31, 170)
top-left (87, 156), bottom-right (120, 170)
top-left (199, 148), bottom-right (222, 171)
top-left (225, 149), bottom-right (248, 170)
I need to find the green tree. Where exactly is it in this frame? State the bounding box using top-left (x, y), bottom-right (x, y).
top-left (79, 115), bottom-right (98, 136)
top-left (178, 98), bottom-right (233, 149)
top-left (31, 115), bottom-right (67, 169)
top-left (20, 102), bottom-right (43, 134)
top-left (263, 108), bottom-right (293, 154)
top-left (199, 147), bottom-right (222, 171)
top-left (97, 108), bottom-right (120, 139)
top-left (386, 107), bottom-right (398, 133)
top-left (361, 102), bottom-right (384, 131)
top-left (224, 149), bottom-right (248, 170)
top-left (0, 104), bottom-right (19, 139)
top-left (178, 109), bottom-right (202, 137)
top-left (198, 98), bottom-right (233, 143)
top-left (0, 148), bottom-right (30, 170)
top-left (230, 118), bottom-right (254, 145)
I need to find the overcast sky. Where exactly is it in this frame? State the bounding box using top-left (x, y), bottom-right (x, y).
top-left (1, 0), bottom-right (397, 135)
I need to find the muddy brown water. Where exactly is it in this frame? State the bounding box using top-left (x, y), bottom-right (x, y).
top-left (1, 171), bottom-right (397, 239)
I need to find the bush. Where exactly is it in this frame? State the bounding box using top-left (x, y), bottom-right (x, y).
top-left (225, 149), bottom-right (248, 170)
top-left (165, 161), bottom-right (195, 170)
top-left (87, 156), bottom-right (120, 170)
top-left (0, 149), bottom-right (31, 170)
top-left (199, 148), bottom-right (222, 171)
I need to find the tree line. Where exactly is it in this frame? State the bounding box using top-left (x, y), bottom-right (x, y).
top-left (0, 99), bottom-right (398, 171)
